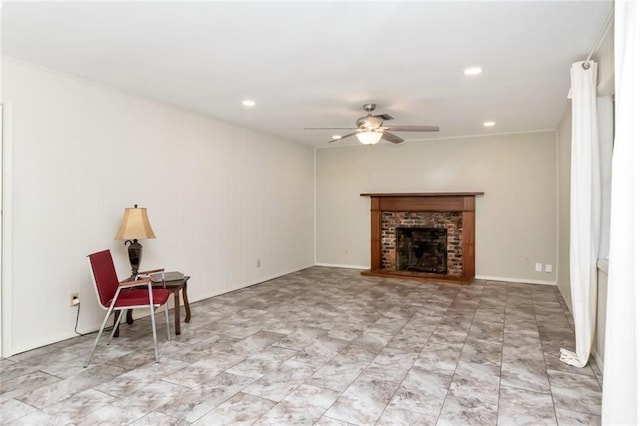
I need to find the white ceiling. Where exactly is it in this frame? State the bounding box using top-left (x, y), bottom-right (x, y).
top-left (2, 1), bottom-right (612, 146)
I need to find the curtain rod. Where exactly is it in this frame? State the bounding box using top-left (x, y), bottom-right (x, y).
top-left (582, 9), bottom-right (614, 70)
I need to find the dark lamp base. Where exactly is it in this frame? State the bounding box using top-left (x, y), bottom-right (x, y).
top-left (124, 239), bottom-right (143, 277)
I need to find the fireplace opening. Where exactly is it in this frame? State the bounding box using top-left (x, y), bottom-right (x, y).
top-left (396, 227), bottom-right (448, 273)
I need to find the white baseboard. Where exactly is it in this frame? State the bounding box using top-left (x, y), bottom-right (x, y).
top-left (246, 265), bottom-right (315, 287)
top-left (314, 263), bottom-right (369, 270)
top-left (10, 331), bottom-right (81, 357)
top-left (195, 264), bottom-right (316, 301)
top-left (475, 275), bottom-right (557, 286)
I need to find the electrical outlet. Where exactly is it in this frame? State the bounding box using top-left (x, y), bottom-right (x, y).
top-left (257, 259), bottom-right (261, 268)
top-left (545, 264), bottom-right (553, 273)
top-left (535, 263), bottom-right (542, 272)
top-left (70, 293), bottom-right (80, 307)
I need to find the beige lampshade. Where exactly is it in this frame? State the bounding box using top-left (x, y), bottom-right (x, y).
top-left (114, 206), bottom-right (156, 240)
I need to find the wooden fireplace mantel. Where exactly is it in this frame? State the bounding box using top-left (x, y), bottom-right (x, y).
top-left (361, 192), bottom-right (484, 284)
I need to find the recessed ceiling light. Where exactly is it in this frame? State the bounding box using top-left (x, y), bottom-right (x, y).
top-left (332, 135), bottom-right (342, 140)
top-left (483, 121), bottom-right (496, 127)
top-left (242, 100), bottom-right (256, 107)
top-left (464, 67), bottom-right (483, 76)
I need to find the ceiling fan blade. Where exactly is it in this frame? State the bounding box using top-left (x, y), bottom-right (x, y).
top-left (382, 132), bottom-right (404, 144)
top-left (328, 131), bottom-right (359, 143)
top-left (385, 125), bottom-right (440, 132)
top-left (305, 127), bottom-right (357, 130)
top-left (373, 114), bottom-right (394, 121)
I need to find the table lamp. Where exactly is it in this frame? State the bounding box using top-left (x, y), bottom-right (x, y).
top-left (115, 204), bottom-right (156, 278)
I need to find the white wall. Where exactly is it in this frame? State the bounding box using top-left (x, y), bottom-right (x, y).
top-left (1, 58), bottom-right (315, 356)
top-left (315, 131), bottom-right (558, 284)
top-left (556, 104), bottom-right (572, 307)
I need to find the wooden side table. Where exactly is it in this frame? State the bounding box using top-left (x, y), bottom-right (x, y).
top-left (164, 275), bottom-right (191, 335)
top-left (117, 274), bottom-right (191, 336)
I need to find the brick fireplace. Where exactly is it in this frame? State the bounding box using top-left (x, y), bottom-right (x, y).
top-left (361, 192), bottom-right (483, 284)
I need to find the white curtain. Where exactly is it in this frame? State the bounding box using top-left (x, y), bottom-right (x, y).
top-left (602, 1), bottom-right (640, 423)
top-left (560, 61), bottom-right (600, 368)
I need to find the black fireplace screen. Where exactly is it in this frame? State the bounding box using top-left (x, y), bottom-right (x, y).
top-left (396, 227), bottom-right (448, 273)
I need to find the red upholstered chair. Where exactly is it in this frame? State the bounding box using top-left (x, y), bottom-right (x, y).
top-left (84, 249), bottom-right (171, 367)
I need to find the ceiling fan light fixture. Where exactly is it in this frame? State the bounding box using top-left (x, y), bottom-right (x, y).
top-left (357, 130), bottom-right (383, 145)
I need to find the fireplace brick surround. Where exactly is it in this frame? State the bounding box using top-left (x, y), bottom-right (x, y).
top-left (381, 211), bottom-right (462, 274)
top-left (361, 192), bottom-right (483, 284)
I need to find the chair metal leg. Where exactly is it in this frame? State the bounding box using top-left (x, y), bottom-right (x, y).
top-left (84, 307), bottom-right (114, 368)
top-left (165, 303), bottom-right (171, 341)
top-left (107, 310), bottom-right (125, 344)
top-left (150, 303), bottom-right (159, 362)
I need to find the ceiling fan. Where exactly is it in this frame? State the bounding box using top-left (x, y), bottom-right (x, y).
top-left (305, 103), bottom-right (439, 144)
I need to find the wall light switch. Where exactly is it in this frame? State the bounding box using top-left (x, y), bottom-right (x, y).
top-left (535, 263), bottom-right (542, 272)
top-left (545, 264), bottom-right (553, 273)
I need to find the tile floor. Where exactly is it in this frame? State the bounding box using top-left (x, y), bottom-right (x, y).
top-left (1, 267), bottom-right (602, 425)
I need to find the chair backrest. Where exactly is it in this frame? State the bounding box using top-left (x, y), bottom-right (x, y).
top-left (87, 249), bottom-right (120, 308)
